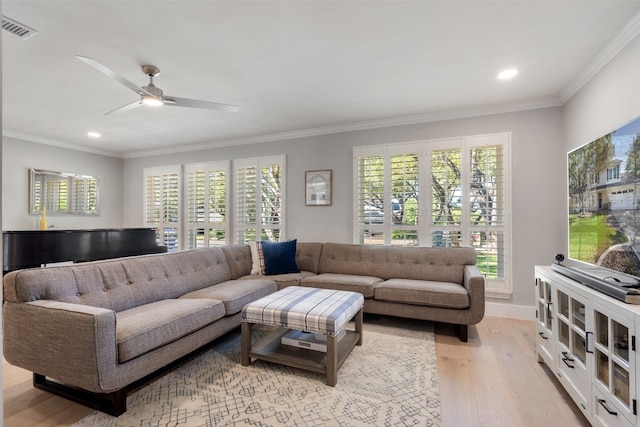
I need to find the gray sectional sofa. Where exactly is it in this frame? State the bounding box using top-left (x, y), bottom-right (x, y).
top-left (227, 242), bottom-right (485, 341)
top-left (3, 241), bottom-right (484, 415)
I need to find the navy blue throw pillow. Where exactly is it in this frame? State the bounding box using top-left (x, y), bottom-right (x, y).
top-left (261, 239), bottom-right (300, 275)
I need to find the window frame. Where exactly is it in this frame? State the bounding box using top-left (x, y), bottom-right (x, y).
top-left (184, 161), bottom-right (230, 249)
top-left (143, 164), bottom-right (182, 252)
top-left (234, 155), bottom-right (286, 244)
top-left (353, 133), bottom-right (512, 298)
top-left (353, 142), bottom-right (422, 246)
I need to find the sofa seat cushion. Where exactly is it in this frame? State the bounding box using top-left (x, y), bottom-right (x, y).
top-left (179, 279), bottom-right (277, 315)
top-left (116, 299), bottom-right (225, 363)
top-left (374, 279), bottom-right (469, 309)
top-left (301, 273), bottom-right (381, 298)
top-left (239, 271), bottom-right (316, 289)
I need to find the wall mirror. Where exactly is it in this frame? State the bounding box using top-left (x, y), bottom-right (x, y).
top-left (30, 168), bottom-right (100, 215)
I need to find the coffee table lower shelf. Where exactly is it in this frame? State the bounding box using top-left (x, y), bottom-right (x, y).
top-left (241, 325), bottom-right (362, 386)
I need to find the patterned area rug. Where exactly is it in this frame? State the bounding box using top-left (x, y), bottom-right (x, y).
top-left (74, 316), bottom-right (440, 426)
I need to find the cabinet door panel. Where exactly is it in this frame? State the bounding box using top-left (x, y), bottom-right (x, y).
top-left (592, 302), bottom-right (635, 424)
top-left (556, 286), bottom-right (590, 413)
top-left (592, 386), bottom-right (634, 427)
top-left (535, 275), bottom-right (555, 365)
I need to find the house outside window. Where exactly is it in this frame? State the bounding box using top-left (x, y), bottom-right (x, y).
top-left (353, 133), bottom-right (511, 298)
top-left (607, 164), bottom-right (620, 181)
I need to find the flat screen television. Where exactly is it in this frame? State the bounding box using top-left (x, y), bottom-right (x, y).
top-left (568, 115), bottom-right (640, 286)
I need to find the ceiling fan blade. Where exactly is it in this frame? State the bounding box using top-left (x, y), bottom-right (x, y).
top-left (76, 55), bottom-right (153, 97)
top-left (164, 96), bottom-right (239, 113)
top-left (105, 100), bottom-right (143, 115)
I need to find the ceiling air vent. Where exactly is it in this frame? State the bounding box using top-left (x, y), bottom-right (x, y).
top-left (2, 15), bottom-right (38, 40)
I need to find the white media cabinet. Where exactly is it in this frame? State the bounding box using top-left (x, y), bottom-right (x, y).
top-left (536, 265), bottom-right (638, 427)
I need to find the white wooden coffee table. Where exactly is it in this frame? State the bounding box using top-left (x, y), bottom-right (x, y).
top-left (240, 286), bottom-right (364, 386)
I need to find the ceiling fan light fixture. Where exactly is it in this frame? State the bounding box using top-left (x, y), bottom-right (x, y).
top-left (141, 83), bottom-right (164, 106)
top-left (141, 94), bottom-right (164, 107)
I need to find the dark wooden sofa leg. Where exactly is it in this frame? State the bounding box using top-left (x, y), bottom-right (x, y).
top-left (454, 324), bottom-right (469, 342)
top-left (33, 373), bottom-right (127, 416)
top-left (460, 325), bottom-right (468, 342)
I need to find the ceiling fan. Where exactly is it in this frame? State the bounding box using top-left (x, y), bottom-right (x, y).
top-left (76, 55), bottom-right (239, 115)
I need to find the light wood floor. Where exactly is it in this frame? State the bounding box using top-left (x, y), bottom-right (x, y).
top-left (3, 316), bottom-right (590, 427)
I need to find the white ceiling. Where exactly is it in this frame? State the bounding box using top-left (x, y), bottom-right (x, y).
top-left (3, 1), bottom-right (640, 158)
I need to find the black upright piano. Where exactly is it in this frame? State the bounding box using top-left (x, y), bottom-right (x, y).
top-left (3, 228), bottom-right (168, 274)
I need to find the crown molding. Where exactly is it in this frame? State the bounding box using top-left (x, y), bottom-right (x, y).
top-left (123, 96), bottom-right (562, 158)
top-left (559, 10), bottom-right (640, 104)
top-left (3, 130), bottom-right (122, 158)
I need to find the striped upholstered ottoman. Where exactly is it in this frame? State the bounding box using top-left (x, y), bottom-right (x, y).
top-left (240, 286), bottom-right (364, 386)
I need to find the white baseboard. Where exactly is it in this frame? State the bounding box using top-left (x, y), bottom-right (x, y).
top-left (485, 301), bottom-right (535, 320)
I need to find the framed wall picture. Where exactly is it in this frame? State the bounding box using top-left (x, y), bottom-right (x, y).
top-left (305, 170), bottom-right (332, 206)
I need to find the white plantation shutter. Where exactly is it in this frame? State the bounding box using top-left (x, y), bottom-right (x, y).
top-left (389, 151), bottom-right (420, 245)
top-left (235, 161), bottom-right (258, 242)
top-left (261, 162), bottom-right (283, 231)
top-left (144, 165), bottom-right (181, 252)
top-left (235, 155), bottom-right (285, 243)
top-left (469, 145), bottom-right (505, 227)
top-left (467, 136), bottom-right (509, 289)
top-left (354, 133), bottom-right (511, 298)
top-left (185, 161), bottom-right (229, 248)
top-left (356, 152), bottom-right (385, 244)
top-left (430, 141), bottom-right (464, 247)
top-left (145, 175), bottom-right (162, 225)
top-left (354, 144), bottom-right (419, 245)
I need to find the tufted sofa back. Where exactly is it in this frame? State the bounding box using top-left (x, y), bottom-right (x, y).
top-left (3, 247), bottom-right (232, 312)
top-left (318, 243), bottom-right (476, 284)
top-left (294, 242), bottom-right (324, 273)
top-left (221, 242), bottom-right (325, 279)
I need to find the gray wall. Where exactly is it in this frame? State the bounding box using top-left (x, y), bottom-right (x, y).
top-left (2, 137), bottom-right (123, 230)
top-left (123, 107), bottom-right (565, 307)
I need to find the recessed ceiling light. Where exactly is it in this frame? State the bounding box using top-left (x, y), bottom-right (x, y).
top-left (497, 68), bottom-right (518, 80)
top-left (87, 131), bottom-right (101, 138)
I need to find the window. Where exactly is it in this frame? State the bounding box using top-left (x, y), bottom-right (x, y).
top-left (356, 152), bottom-right (385, 244)
top-left (354, 133), bottom-right (511, 298)
top-left (185, 161), bottom-right (229, 248)
top-left (466, 137), bottom-right (507, 286)
top-left (607, 165), bottom-right (620, 181)
top-left (235, 155), bottom-right (286, 243)
top-left (355, 144), bottom-right (420, 245)
top-left (144, 156), bottom-right (285, 252)
top-left (144, 165), bottom-right (181, 252)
